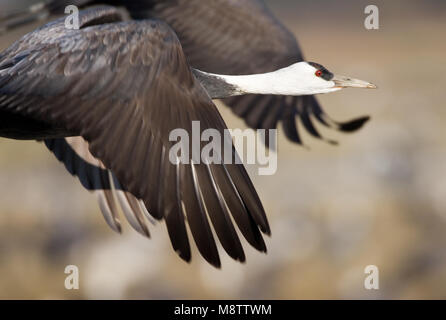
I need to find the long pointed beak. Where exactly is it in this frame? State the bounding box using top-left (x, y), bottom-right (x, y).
top-left (333, 75), bottom-right (377, 89)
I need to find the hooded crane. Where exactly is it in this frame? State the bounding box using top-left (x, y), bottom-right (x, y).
top-left (0, 2), bottom-right (376, 267)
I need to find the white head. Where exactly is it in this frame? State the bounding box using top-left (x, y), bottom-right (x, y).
top-left (261, 61), bottom-right (377, 96)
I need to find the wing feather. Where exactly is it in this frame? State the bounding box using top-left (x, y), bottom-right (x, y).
top-left (0, 7), bottom-right (268, 265)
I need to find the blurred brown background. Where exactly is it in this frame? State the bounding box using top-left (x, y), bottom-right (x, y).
top-left (0, 0), bottom-right (445, 299)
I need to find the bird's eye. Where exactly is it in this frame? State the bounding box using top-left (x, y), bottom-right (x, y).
top-left (315, 70), bottom-right (323, 77)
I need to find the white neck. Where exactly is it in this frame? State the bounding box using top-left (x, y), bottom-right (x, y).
top-left (196, 62), bottom-right (341, 98)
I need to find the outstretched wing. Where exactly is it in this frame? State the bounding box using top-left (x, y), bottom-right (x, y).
top-left (0, 6), bottom-right (269, 267)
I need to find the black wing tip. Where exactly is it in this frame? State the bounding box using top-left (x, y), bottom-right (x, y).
top-left (200, 253), bottom-right (222, 269)
top-left (176, 249), bottom-right (192, 263)
top-left (256, 219), bottom-right (271, 236)
top-left (231, 253), bottom-right (247, 265)
top-left (201, 249), bottom-right (222, 269)
top-left (263, 227), bottom-right (272, 237)
top-left (206, 248), bottom-right (250, 267)
top-left (228, 247), bottom-right (247, 263)
top-left (254, 234), bottom-right (268, 253)
top-left (339, 115), bottom-right (371, 132)
top-left (254, 202), bottom-right (271, 235)
top-left (176, 247), bottom-right (223, 268)
top-left (211, 260), bottom-right (222, 269)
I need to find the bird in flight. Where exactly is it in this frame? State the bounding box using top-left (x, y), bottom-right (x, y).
top-left (0, 1), bottom-right (376, 267)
